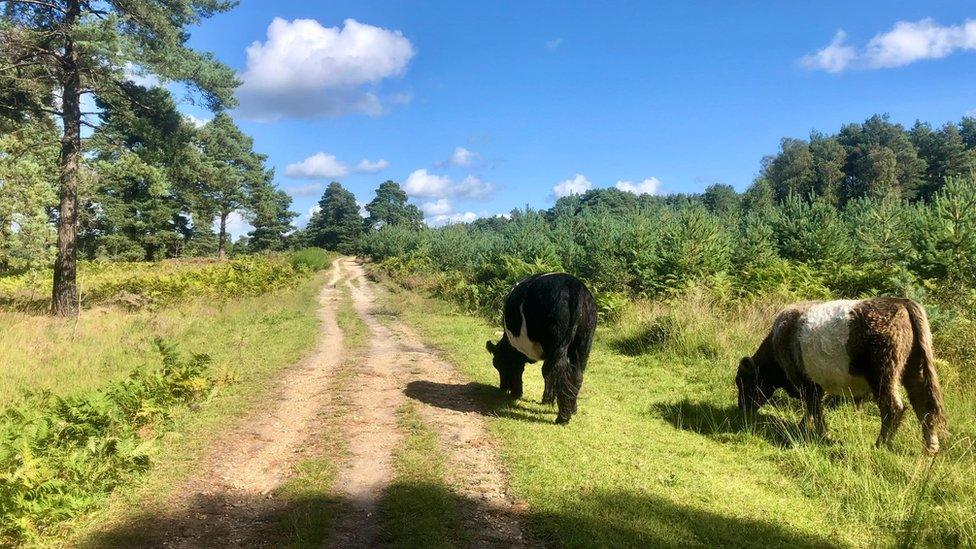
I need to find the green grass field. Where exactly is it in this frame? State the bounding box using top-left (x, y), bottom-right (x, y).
top-left (378, 282), bottom-right (976, 548)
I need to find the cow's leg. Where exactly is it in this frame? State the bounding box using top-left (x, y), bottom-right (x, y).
top-left (550, 346), bottom-right (581, 424)
top-left (555, 367), bottom-right (583, 424)
top-left (903, 362), bottom-right (941, 454)
top-left (875, 374), bottom-right (905, 449)
top-left (541, 360), bottom-right (555, 405)
top-left (801, 383), bottom-right (827, 438)
top-left (869, 341), bottom-right (909, 450)
top-left (509, 364), bottom-right (525, 399)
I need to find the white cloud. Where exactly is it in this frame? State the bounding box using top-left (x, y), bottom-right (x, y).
top-left (355, 158), bottom-right (390, 173)
top-left (285, 153), bottom-right (349, 179)
top-left (415, 197), bottom-right (479, 227)
top-left (420, 198), bottom-right (453, 216)
top-left (966, 109), bottom-right (976, 118)
top-left (800, 30), bottom-right (856, 73)
top-left (215, 210), bottom-right (253, 239)
top-left (357, 201), bottom-right (368, 218)
top-left (449, 146), bottom-right (477, 167)
top-left (404, 169), bottom-right (453, 198)
top-left (124, 63), bottom-right (161, 87)
top-left (287, 153), bottom-right (390, 179)
top-left (865, 18), bottom-right (976, 68)
top-left (427, 211), bottom-right (479, 227)
top-left (546, 38), bottom-right (563, 50)
top-left (615, 177), bottom-right (662, 195)
top-left (455, 175), bottom-right (493, 199)
top-left (184, 114), bottom-right (211, 128)
top-left (801, 19), bottom-right (976, 73)
top-left (403, 169), bottom-right (495, 200)
top-left (236, 18), bottom-right (415, 121)
top-left (285, 183), bottom-right (325, 197)
top-left (552, 174), bottom-right (592, 198)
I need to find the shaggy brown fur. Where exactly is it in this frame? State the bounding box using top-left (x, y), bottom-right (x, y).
top-left (736, 297), bottom-right (946, 454)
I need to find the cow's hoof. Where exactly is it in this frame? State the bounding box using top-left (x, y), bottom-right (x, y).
top-left (510, 391), bottom-right (523, 399)
top-left (555, 416), bottom-right (571, 425)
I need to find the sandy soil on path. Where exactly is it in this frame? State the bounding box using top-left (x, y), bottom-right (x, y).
top-left (144, 258), bottom-right (347, 548)
top-left (338, 260), bottom-right (529, 548)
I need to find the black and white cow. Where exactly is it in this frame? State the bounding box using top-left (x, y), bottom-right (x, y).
top-left (485, 273), bottom-right (597, 424)
top-left (736, 298), bottom-right (946, 454)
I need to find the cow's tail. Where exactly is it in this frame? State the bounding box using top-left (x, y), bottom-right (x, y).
top-left (904, 300), bottom-right (947, 437)
top-left (553, 286), bottom-right (596, 403)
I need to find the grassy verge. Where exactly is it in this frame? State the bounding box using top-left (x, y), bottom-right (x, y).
top-left (0, 249), bottom-right (334, 402)
top-left (51, 273), bottom-right (330, 547)
top-left (378, 281), bottom-right (976, 548)
top-left (271, 281), bottom-right (369, 547)
top-left (377, 403), bottom-right (463, 549)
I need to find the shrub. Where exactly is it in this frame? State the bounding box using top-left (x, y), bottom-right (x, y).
top-left (0, 340), bottom-right (223, 544)
top-left (0, 254), bottom-right (325, 310)
top-left (288, 248), bottom-right (335, 272)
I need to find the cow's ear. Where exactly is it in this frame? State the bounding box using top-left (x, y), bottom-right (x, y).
top-left (486, 340), bottom-right (497, 354)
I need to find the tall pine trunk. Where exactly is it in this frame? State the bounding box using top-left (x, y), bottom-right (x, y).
top-left (217, 211), bottom-right (228, 259)
top-left (51, 1), bottom-right (82, 317)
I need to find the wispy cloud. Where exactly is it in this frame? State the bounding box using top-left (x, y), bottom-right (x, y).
top-left (285, 153), bottom-right (348, 179)
top-left (284, 183), bottom-right (325, 197)
top-left (403, 169), bottom-right (494, 200)
top-left (355, 158), bottom-right (390, 173)
top-left (800, 31), bottom-right (856, 73)
top-left (801, 18), bottom-right (976, 73)
top-left (285, 153), bottom-right (390, 179)
top-left (546, 38), bottom-right (563, 51)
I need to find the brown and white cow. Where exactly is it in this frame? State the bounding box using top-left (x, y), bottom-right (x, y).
top-left (736, 297), bottom-right (946, 454)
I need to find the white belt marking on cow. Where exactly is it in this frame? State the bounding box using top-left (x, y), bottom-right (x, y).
top-left (797, 300), bottom-right (871, 396)
top-left (505, 303), bottom-right (545, 362)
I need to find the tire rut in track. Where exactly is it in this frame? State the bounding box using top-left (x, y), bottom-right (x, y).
top-left (337, 259), bottom-right (529, 548)
top-left (151, 258), bottom-right (347, 548)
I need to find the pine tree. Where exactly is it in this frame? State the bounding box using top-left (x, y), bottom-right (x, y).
top-left (308, 182), bottom-right (363, 253)
top-left (0, 0), bottom-right (238, 315)
top-left (84, 84), bottom-right (195, 260)
top-left (247, 188), bottom-right (297, 252)
top-left (0, 117), bottom-right (58, 272)
top-left (364, 180), bottom-right (423, 230)
top-left (194, 113), bottom-right (268, 258)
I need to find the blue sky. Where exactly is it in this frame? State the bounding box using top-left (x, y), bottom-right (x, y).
top-left (173, 1), bottom-right (976, 234)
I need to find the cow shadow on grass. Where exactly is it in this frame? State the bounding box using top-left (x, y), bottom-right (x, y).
top-left (80, 480), bottom-right (838, 548)
top-left (404, 379), bottom-right (554, 425)
top-left (654, 398), bottom-right (808, 448)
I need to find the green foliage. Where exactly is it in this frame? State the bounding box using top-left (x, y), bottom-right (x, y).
top-left (0, 253), bottom-right (326, 310)
top-left (913, 175), bottom-right (976, 283)
top-left (0, 340), bottom-right (223, 544)
top-left (759, 114), bottom-right (976, 205)
top-left (775, 194), bottom-right (852, 266)
top-left (287, 248), bottom-right (335, 272)
top-left (364, 180), bottom-right (423, 230)
top-left (0, 118), bottom-right (58, 274)
top-left (656, 205), bottom-right (732, 290)
top-left (307, 182), bottom-right (364, 254)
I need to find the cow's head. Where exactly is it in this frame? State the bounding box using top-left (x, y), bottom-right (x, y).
top-left (735, 356), bottom-right (772, 415)
top-left (486, 338), bottom-right (527, 398)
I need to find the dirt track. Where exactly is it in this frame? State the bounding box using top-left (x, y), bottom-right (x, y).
top-left (144, 258), bottom-right (527, 548)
